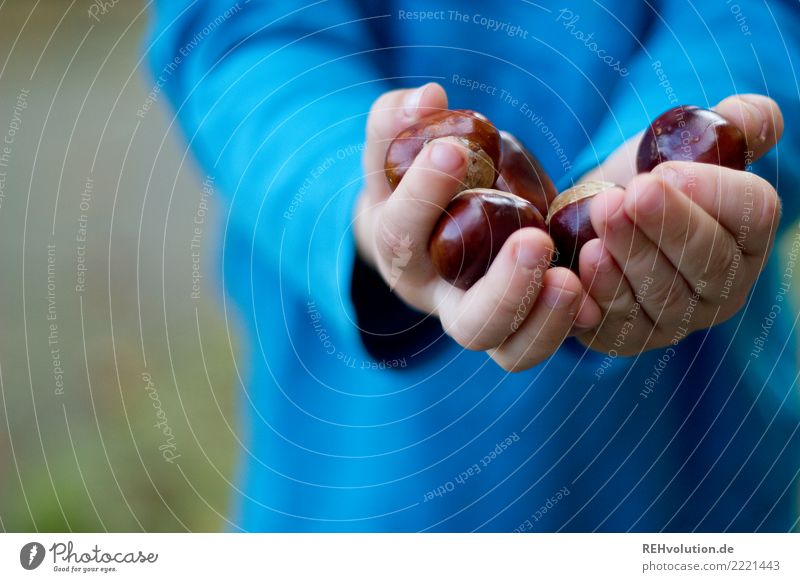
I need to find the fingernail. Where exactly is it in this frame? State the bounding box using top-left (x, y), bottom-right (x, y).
top-left (740, 97), bottom-right (767, 143)
top-left (657, 165), bottom-right (686, 191)
top-left (430, 140), bottom-right (464, 172)
top-left (403, 84), bottom-right (427, 118)
top-left (541, 286), bottom-right (578, 309)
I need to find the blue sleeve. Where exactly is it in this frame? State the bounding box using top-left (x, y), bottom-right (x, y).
top-left (570, 0), bottom-right (800, 230)
top-left (145, 0), bottom-right (389, 340)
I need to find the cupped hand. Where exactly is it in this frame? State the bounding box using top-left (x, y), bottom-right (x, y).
top-left (354, 84), bottom-right (600, 371)
top-left (576, 95), bottom-right (783, 354)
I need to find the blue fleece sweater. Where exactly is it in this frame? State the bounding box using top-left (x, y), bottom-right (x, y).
top-left (147, 0), bottom-right (800, 531)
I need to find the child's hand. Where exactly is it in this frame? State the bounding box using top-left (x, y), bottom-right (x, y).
top-left (354, 84), bottom-right (601, 371)
top-left (575, 95), bottom-right (783, 354)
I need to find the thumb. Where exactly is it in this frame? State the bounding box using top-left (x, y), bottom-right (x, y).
top-left (713, 94), bottom-right (784, 162)
top-left (362, 83), bottom-right (448, 195)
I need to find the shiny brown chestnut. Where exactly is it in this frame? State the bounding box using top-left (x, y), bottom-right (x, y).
top-left (430, 188), bottom-right (546, 290)
top-left (494, 131), bottom-right (558, 217)
top-left (546, 181), bottom-right (617, 271)
top-left (637, 105), bottom-right (747, 172)
top-left (385, 109), bottom-right (501, 190)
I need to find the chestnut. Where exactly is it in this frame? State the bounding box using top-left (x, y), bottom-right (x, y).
top-left (546, 181), bottom-right (617, 271)
top-left (385, 109), bottom-right (501, 190)
top-left (494, 131), bottom-right (558, 217)
top-left (637, 105), bottom-right (747, 172)
top-left (430, 188), bottom-right (546, 290)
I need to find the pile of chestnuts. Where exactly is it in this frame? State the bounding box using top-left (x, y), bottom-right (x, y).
top-left (384, 109), bottom-right (556, 289)
top-left (383, 104), bottom-right (748, 288)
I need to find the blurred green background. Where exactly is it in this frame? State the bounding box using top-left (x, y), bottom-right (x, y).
top-left (0, 0), bottom-right (239, 531)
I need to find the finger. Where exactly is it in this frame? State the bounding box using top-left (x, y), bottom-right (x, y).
top-left (375, 137), bottom-right (470, 276)
top-left (364, 83), bottom-right (448, 193)
top-left (623, 170), bottom-right (743, 299)
top-left (577, 238), bottom-right (657, 353)
top-left (578, 238), bottom-right (642, 316)
top-left (714, 94), bottom-right (784, 161)
top-left (590, 176), bottom-right (694, 324)
top-left (653, 162), bottom-right (780, 257)
top-left (489, 267), bottom-right (599, 372)
top-left (436, 227), bottom-right (552, 351)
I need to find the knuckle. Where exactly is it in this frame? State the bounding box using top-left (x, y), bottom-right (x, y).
top-left (755, 183), bottom-right (781, 234)
top-left (620, 237), bottom-right (654, 269)
top-left (602, 286), bottom-right (638, 316)
top-left (660, 214), bottom-right (691, 249)
top-left (665, 207), bottom-right (699, 252)
top-left (644, 277), bottom-right (686, 316)
top-left (662, 281), bottom-right (690, 314)
top-left (704, 235), bottom-right (739, 280)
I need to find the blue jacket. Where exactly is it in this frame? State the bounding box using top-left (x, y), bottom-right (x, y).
top-left (147, 0), bottom-right (800, 531)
